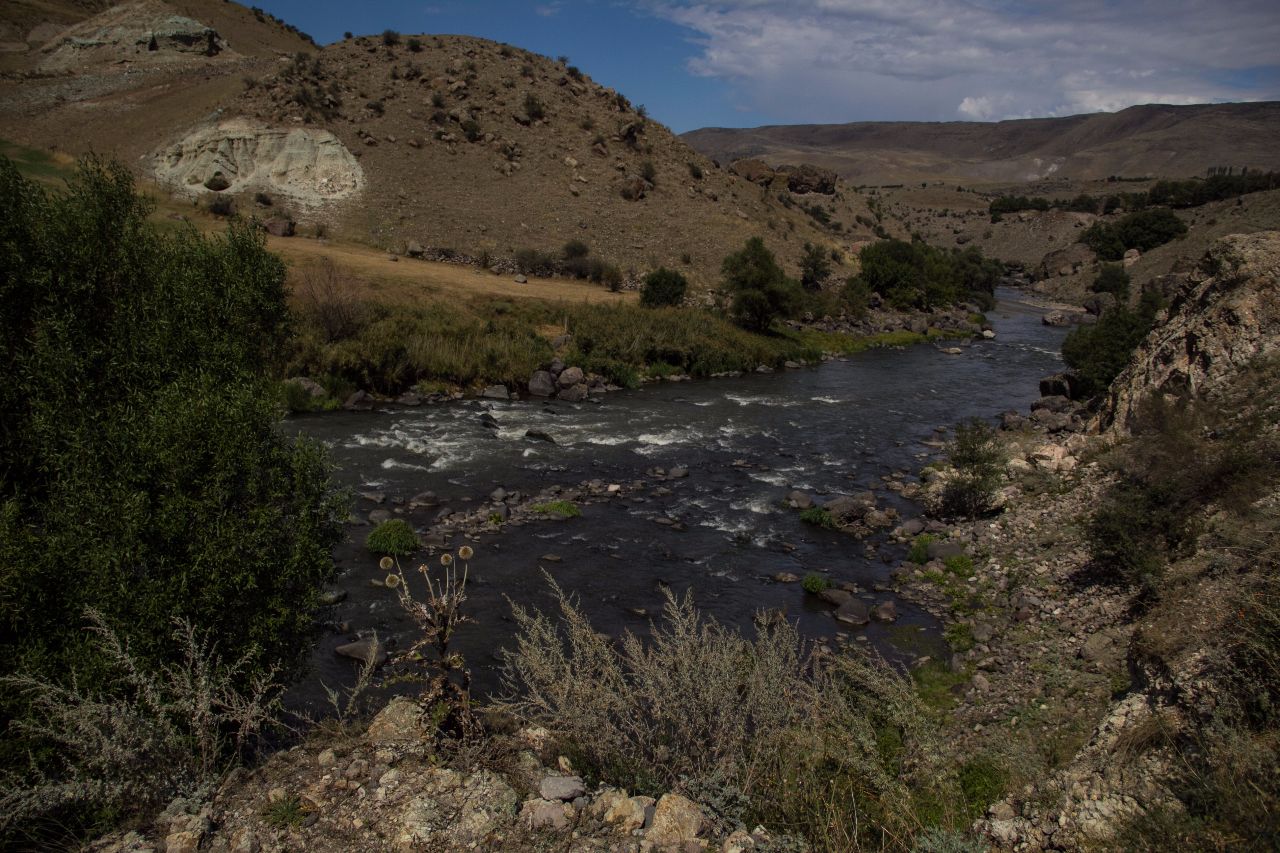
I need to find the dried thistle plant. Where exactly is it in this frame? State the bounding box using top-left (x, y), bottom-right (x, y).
top-left (385, 548), bottom-right (478, 738)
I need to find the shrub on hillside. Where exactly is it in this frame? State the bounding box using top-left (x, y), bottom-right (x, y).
top-left (514, 247), bottom-right (556, 276)
top-left (1092, 263), bottom-right (1131, 298)
top-left (722, 237), bottom-right (801, 332)
top-left (0, 158), bottom-right (341, 841)
top-left (800, 241), bottom-right (832, 291)
top-left (639, 267), bottom-right (687, 307)
top-left (381, 29), bottom-right (400, 47)
top-left (524, 93), bottom-right (545, 121)
top-left (562, 239), bottom-right (590, 260)
top-left (1061, 291), bottom-right (1163, 398)
top-left (1080, 208), bottom-right (1188, 260)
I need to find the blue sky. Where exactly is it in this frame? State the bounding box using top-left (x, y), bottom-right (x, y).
top-left (254, 1), bottom-right (1280, 133)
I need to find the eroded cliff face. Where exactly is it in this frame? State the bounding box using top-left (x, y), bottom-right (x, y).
top-left (1103, 231), bottom-right (1280, 432)
top-left (37, 0), bottom-right (233, 72)
top-left (153, 119), bottom-right (364, 207)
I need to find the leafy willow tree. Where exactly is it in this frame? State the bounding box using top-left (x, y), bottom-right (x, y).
top-left (799, 241), bottom-right (831, 291)
top-left (0, 158), bottom-right (342, 784)
top-left (722, 237), bottom-right (801, 332)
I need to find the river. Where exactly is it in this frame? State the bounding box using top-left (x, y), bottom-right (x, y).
top-left (285, 289), bottom-right (1068, 714)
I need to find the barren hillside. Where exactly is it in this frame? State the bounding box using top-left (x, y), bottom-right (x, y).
top-left (683, 102), bottom-right (1280, 186)
top-left (0, 1), bottom-right (881, 290)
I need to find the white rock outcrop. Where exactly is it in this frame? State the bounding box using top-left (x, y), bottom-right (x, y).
top-left (154, 119), bottom-right (364, 207)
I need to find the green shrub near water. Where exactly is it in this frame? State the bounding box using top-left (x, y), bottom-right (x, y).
top-left (908, 534), bottom-right (937, 564)
top-left (365, 519), bottom-right (419, 555)
top-left (939, 419), bottom-right (1005, 519)
top-left (852, 240), bottom-right (1001, 311)
top-left (1061, 290), bottom-right (1164, 398)
top-left (501, 580), bottom-right (963, 851)
top-left (801, 573), bottom-right (830, 594)
top-left (799, 507), bottom-right (837, 529)
top-left (0, 157), bottom-right (342, 841)
top-left (722, 237), bottom-right (803, 332)
top-left (530, 500), bottom-right (581, 518)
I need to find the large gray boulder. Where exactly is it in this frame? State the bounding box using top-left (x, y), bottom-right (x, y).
top-left (557, 366), bottom-right (584, 388)
top-left (527, 370), bottom-right (556, 397)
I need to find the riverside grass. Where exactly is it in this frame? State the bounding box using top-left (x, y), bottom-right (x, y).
top-left (284, 293), bottom-right (971, 398)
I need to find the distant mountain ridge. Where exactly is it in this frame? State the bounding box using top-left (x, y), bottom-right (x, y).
top-left (682, 102), bottom-right (1280, 185)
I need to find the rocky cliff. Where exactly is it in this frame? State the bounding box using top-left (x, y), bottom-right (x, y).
top-left (1103, 231), bottom-right (1280, 431)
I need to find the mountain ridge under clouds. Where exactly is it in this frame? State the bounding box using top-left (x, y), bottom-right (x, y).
top-left (681, 102), bottom-right (1280, 185)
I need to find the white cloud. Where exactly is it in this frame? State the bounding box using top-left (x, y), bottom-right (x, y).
top-left (645, 0), bottom-right (1280, 122)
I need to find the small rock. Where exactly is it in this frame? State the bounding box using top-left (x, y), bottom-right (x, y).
top-left (647, 793), bottom-right (705, 845)
top-left (539, 775), bottom-right (586, 801)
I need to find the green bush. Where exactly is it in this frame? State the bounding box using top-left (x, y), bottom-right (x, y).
top-left (1080, 208), bottom-right (1188, 261)
top-left (524, 92), bottom-right (545, 121)
top-left (799, 506), bottom-right (837, 529)
top-left (0, 157), bottom-right (341, 840)
top-left (1092, 263), bottom-right (1131, 298)
top-left (562, 239), bottom-right (590, 260)
top-left (365, 519), bottom-right (419, 555)
top-left (799, 241), bottom-right (831, 291)
top-left (908, 534), bottom-right (937, 564)
top-left (688, 161), bottom-right (703, 180)
top-left (854, 240), bottom-right (1000, 311)
top-left (406, 37), bottom-right (422, 52)
top-left (1061, 292), bottom-right (1162, 398)
top-left (639, 267), bottom-right (688, 307)
top-left (801, 573), bottom-right (830, 594)
top-left (723, 237), bottom-right (802, 332)
top-left (939, 419), bottom-right (1005, 519)
top-left (530, 500), bottom-right (580, 518)
top-left (943, 555), bottom-right (974, 576)
top-left (640, 160), bottom-right (657, 184)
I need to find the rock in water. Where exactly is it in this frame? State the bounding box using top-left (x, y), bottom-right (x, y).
top-left (335, 637), bottom-right (387, 666)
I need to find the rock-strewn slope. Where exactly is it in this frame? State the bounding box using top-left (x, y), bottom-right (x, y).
top-left (1103, 230), bottom-right (1280, 430)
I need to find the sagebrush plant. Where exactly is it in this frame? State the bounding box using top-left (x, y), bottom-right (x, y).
top-left (499, 577), bottom-right (960, 850)
top-left (0, 610), bottom-right (280, 843)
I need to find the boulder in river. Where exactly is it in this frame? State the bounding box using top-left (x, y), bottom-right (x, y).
top-left (481, 385), bottom-right (510, 400)
top-left (787, 490), bottom-right (814, 509)
top-left (557, 383), bottom-right (588, 403)
top-left (525, 429), bottom-right (555, 443)
top-left (835, 599), bottom-right (870, 626)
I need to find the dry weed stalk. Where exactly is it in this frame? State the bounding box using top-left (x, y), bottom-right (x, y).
top-left (385, 549), bottom-right (478, 738)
